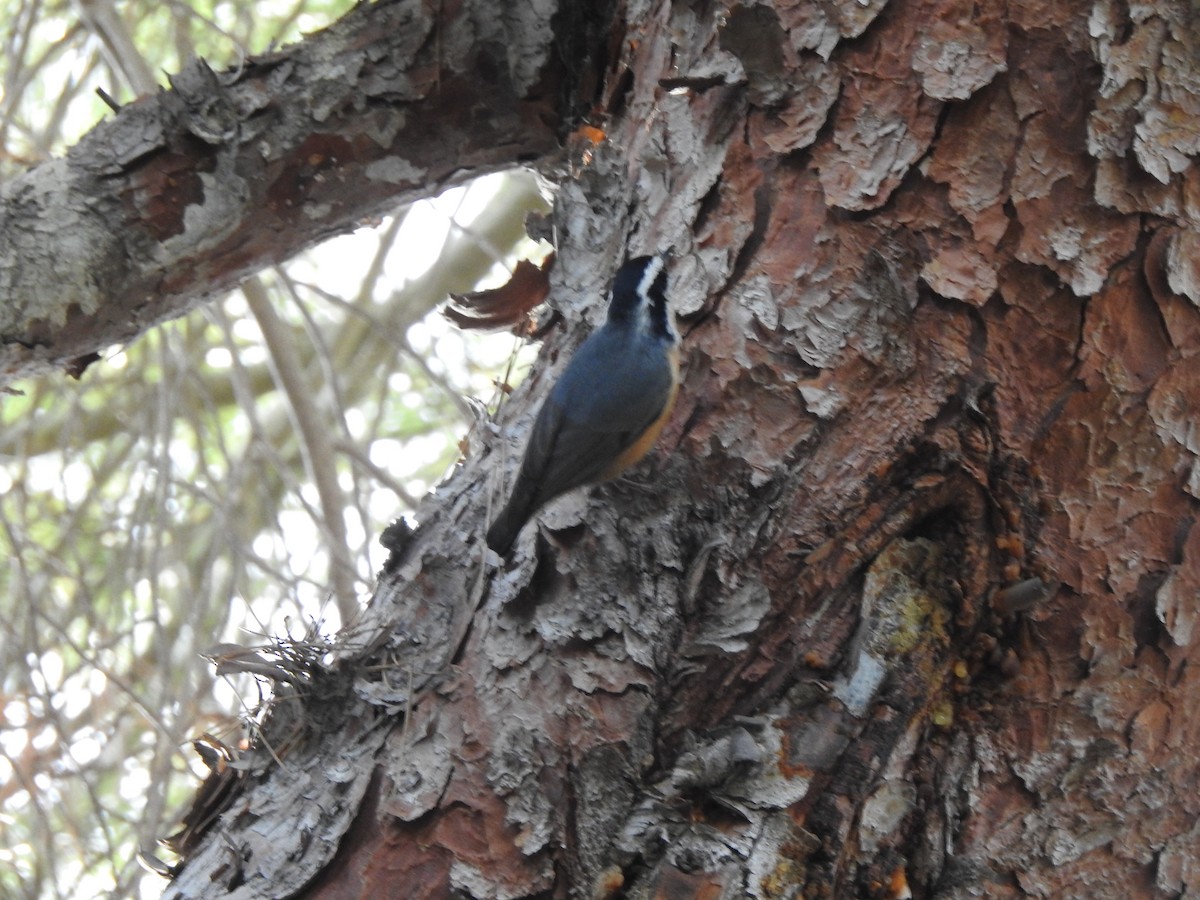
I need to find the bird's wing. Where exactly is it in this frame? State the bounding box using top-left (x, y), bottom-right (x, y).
top-left (526, 396), bottom-right (666, 505)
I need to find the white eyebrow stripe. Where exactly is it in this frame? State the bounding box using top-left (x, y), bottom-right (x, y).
top-left (636, 255), bottom-right (665, 301)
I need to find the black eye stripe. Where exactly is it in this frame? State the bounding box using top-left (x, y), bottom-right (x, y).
top-left (607, 256), bottom-right (676, 343)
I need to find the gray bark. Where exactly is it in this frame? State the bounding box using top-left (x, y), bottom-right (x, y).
top-left (0, 0), bottom-right (564, 384)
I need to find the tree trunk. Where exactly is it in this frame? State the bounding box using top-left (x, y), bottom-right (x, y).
top-left (147, 0), bottom-right (1200, 897)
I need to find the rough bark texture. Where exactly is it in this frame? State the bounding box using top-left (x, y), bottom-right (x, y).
top-left (0, 0), bottom-right (566, 384)
top-left (150, 0), bottom-right (1200, 897)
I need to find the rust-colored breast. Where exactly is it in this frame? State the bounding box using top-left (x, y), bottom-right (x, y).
top-left (600, 344), bottom-right (680, 480)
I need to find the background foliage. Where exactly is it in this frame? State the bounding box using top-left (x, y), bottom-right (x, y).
top-left (0, 2), bottom-right (546, 895)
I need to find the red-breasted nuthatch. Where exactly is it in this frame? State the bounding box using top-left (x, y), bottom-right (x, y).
top-left (486, 255), bottom-right (679, 555)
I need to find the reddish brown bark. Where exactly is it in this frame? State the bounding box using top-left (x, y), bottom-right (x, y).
top-left (146, 0), bottom-right (1200, 897)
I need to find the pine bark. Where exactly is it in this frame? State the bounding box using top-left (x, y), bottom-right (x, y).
top-left (125, 0), bottom-right (1200, 897)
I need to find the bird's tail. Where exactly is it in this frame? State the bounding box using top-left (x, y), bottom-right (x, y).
top-left (486, 493), bottom-right (533, 556)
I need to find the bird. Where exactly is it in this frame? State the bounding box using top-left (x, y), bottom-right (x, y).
top-left (486, 255), bottom-right (680, 556)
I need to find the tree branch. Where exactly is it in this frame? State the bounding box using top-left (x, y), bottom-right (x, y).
top-left (0, 0), bottom-right (567, 385)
